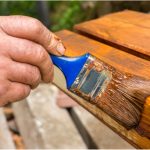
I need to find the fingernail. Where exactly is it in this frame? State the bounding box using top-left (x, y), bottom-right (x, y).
top-left (56, 42), bottom-right (66, 55)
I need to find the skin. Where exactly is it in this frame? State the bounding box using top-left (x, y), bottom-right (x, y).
top-left (0, 15), bottom-right (66, 106)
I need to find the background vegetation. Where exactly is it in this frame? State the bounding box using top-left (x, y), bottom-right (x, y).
top-left (0, 1), bottom-right (149, 31)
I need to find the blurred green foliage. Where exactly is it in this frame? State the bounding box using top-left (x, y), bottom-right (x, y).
top-left (0, 1), bottom-right (37, 17)
top-left (0, 1), bottom-right (149, 32)
top-left (50, 1), bottom-right (85, 31)
top-left (0, 1), bottom-right (93, 31)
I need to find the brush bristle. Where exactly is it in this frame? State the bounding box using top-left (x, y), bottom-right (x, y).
top-left (95, 70), bottom-right (150, 128)
top-left (71, 56), bottom-right (150, 129)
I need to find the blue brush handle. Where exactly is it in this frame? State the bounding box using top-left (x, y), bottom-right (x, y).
top-left (50, 53), bottom-right (90, 89)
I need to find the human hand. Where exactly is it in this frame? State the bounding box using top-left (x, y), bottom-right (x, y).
top-left (0, 15), bottom-right (65, 106)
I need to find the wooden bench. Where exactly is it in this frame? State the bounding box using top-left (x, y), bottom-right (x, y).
top-left (13, 84), bottom-right (133, 149)
top-left (10, 10), bottom-right (150, 148)
top-left (54, 10), bottom-right (150, 148)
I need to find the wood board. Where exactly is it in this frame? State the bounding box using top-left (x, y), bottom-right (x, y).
top-left (74, 10), bottom-right (150, 139)
top-left (74, 10), bottom-right (150, 58)
top-left (53, 29), bottom-right (150, 148)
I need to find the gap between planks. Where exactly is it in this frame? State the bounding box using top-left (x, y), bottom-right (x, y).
top-left (74, 10), bottom-right (150, 60)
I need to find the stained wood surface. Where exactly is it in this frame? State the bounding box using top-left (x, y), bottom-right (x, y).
top-left (56, 30), bottom-right (150, 79)
top-left (13, 84), bottom-right (86, 149)
top-left (74, 10), bottom-right (150, 140)
top-left (137, 97), bottom-right (150, 138)
top-left (0, 108), bottom-right (15, 149)
top-left (53, 30), bottom-right (150, 148)
top-left (74, 10), bottom-right (150, 58)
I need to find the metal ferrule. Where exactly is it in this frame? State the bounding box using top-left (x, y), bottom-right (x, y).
top-left (70, 55), bottom-right (112, 101)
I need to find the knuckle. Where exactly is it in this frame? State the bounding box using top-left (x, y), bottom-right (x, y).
top-left (7, 15), bottom-right (43, 36)
top-left (21, 65), bottom-right (41, 86)
top-left (15, 85), bottom-right (31, 101)
top-left (31, 18), bottom-right (43, 35)
top-left (0, 80), bottom-right (9, 97)
top-left (10, 15), bottom-right (31, 27)
top-left (13, 15), bottom-right (26, 20)
top-left (20, 86), bottom-right (31, 99)
top-left (19, 41), bottom-right (36, 58)
top-left (0, 60), bottom-right (12, 80)
top-left (11, 15), bottom-right (43, 32)
top-left (0, 57), bottom-right (9, 70)
top-left (37, 46), bottom-right (48, 64)
top-left (32, 67), bottom-right (41, 84)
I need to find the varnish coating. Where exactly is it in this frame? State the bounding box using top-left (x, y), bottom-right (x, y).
top-left (137, 97), bottom-right (150, 138)
top-left (74, 10), bottom-right (150, 139)
top-left (75, 10), bottom-right (150, 58)
top-left (55, 30), bottom-right (150, 148)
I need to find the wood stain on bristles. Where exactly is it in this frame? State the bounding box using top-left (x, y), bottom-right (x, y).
top-left (72, 57), bottom-right (150, 129)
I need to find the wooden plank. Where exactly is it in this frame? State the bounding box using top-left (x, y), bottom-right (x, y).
top-left (0, 108), bottom-right (15, 149)
top-left (13, 84), bottom-right (86, 149)
top-left (53, 65), bottom-right (150, 149)
top-left (96, 10), bottom-right (150, 28)
top-left (53, 30), bottom-right (150, 148)
top-left (56, 30), bottom-right (150, 128)
top-left (56, 30), bottom-right (150, 79)
top-left (74, 10), bottom-right (150, 58)
top-left (74, 10), bottom-right (150, 139)
top-left (71, 106), bottom-right (134, 149)
top-left (137, 97), bottom-right (150, 137)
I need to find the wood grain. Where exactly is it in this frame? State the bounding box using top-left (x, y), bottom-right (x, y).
top-left (74, 10), bottom-right (150, 139)
top-left (74, 10), bottom-right (150, 58)
top-left (57, 30), bottom-right (150, 79)
top-left (53, 64), bottom-right (150, 149)
top-left (137, 97), bottom-right (150, 138)
top-left (69, 55), bottom-right (150, 129)
top-left (53, 30), bottom-right (150, 148)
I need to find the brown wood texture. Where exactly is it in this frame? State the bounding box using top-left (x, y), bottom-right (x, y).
top-left (54, 30), bottom-right (150, 148)
top-left (137, 97), bottom-right (150, 138)
top-left (70, 55), bottom-right (150, 129)
top-left (74, 10), bottom-right (150, 139)
top-left (74, 10), bottom-right (150, 58)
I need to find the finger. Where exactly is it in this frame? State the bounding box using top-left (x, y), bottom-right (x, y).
top-left (5, 82), bottom-right (31, 103)
top-left (0, 15), bottom-right (66, 55)
top-left (1, 35), bottom-right (54, 82)
top-left (7, 60), bottom-right (41, 89)
top-left (0, 80), bottom-right (31, 106)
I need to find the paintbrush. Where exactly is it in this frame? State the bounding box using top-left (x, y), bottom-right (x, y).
top-left (51, 53), bottom-right (150, 129)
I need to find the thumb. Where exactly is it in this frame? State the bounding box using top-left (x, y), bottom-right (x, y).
top-left (47, 33), bottom-right (66, 56)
